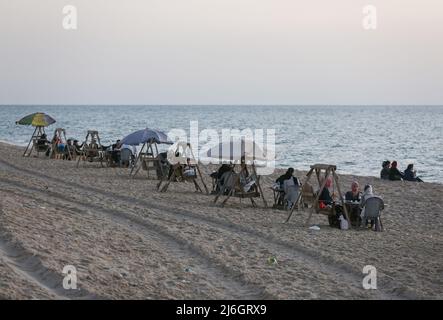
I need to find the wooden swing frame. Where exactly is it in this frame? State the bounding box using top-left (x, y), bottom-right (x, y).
top-left (285, 164), bottom-right (351, 228)
top-left (213, 162), bottom-right (268, 208)
top-left (76, 130), bottom-right (104, 168)
top-left (157, 142), bottom-right (209, 194)
top-left (50, 128), bottom-right (73, 160)
top-left (130, 140), bottom-right (167, 179)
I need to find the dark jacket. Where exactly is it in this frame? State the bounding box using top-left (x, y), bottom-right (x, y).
top-left (380, 167), bottom-right (390, 180)
top-left (404, 168), bottom-right (417, 181)
top-left (319, 188), bottom-right (333, 204)
top-left (389, 168), bottom-right (403, 181)
top-left (345, 191), bottom-right (361, 202)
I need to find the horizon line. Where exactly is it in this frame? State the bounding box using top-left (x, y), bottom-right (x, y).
top-left (1, 104), bottom-right (443, 107)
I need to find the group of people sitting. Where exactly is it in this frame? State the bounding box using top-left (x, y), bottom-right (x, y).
top-left (106, 139), bottom-right (137, 167)
top-left (36, 134), bottom-right (83, 159)
top-left (380, 160), bottom-right (423, 182)
top-left (273, 168), bottom-right (384, 230)
top-left (318, 179), bottom-right (383, 229)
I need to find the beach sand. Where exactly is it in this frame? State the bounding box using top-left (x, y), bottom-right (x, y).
top-left (0, 142), bottom-right (441, 299)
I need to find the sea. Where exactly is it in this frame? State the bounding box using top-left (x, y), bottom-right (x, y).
top-left (0, 105), bottom-right (442, 183)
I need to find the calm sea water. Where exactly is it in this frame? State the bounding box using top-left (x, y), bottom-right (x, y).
top-left (0, 105), bottom-right (442, 183)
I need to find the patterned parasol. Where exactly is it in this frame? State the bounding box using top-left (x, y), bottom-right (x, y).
top-left (16, 112), bottom-right (56, 127)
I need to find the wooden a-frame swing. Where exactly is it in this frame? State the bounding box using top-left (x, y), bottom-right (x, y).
top-left (50, 128), bottom-right (73, 160)
top-left (213, 162), bottom-right (268, 208)
top-left (76, 130), bottom-right (104, 167)
top-left (130, 140), bottom-right (168, 179)
top-left (157, 142), bottom-right (209, 194)
top-left (285, 164), bottom-right (351, 228)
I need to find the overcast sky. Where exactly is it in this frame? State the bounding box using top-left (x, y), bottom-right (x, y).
top-left (0, 0), bottom-right (442, 105)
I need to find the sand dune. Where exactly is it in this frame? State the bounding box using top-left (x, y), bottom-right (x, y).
top-left (0, 142), bottom-right (441, 299)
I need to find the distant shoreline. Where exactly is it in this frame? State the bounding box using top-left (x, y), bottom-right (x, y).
top-left (1, 104), bottom-right (443, 107)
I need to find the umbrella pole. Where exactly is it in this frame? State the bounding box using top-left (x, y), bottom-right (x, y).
top-left (23, 126), bottom-right (38, 157)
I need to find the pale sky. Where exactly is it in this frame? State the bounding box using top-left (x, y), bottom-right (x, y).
top-left (0, 0), bottom-right (442, 105)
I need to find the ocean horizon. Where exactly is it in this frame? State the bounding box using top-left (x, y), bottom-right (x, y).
top-left (1, 105), bottom-right (442, 183)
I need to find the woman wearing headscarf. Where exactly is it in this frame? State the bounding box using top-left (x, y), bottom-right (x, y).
top-left (404, 164), bottom-right (424, 182)
top-left (320, 177), bottom-right (345, 228)
top-left (319, 177), bottom-right (334, 205)
top-left (345, 181), bottom-right (362, 226)
top-left (345, 181), bottom-right (361, 201)
top-left (388, 161), bottom-right (404, 181)
top-left (360, 184), bottom-right (374, 227)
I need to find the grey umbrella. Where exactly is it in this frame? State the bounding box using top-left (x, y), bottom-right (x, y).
top-left (121, 128), bottom-right (172, 146)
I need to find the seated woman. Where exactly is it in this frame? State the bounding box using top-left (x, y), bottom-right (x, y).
top-left (276, 168), bottom-right (300, 209)
top-left (319, 177), bottom-right (347, 228)
top-left (318, 177), bottom-right (334, 206)
top-left (389, 161), bottom-right (404, 181)
top-left (345, 181), bottom-right (361, 202)
top-left (404, 164), bottom-right (423, 182)
top-left (380, 160), bottom-right (390, 180)
top-left (359, 184), bottom-right (382, 228)
top-left (345, 181), bottom-right (362, 226)
top-left (210, 163), bottom-right (233, 194)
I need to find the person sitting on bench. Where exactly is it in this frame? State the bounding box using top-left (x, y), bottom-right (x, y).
top-left (319, 177), bottom-right (334, 206)
top-left (36, 133), bottom-right (50, 155)
top-left (210, 163), bottom-right (233, 193)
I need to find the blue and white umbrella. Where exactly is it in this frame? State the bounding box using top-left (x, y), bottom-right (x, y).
top-left (121, 128), bottom-right (172, 146)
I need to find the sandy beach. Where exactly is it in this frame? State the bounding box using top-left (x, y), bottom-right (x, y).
top-left (0, 141), bottom-right (441, 299)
